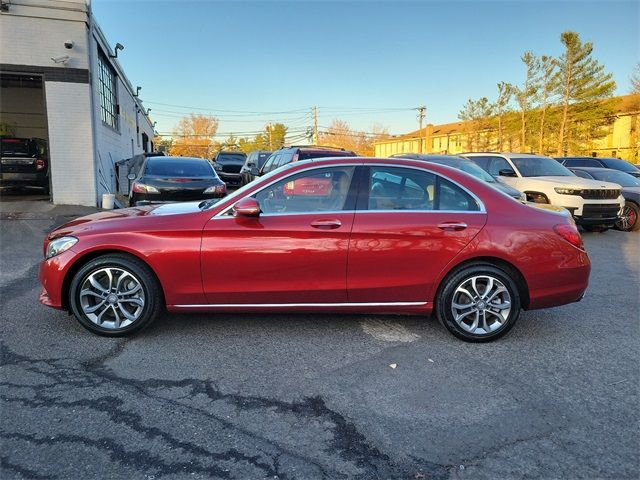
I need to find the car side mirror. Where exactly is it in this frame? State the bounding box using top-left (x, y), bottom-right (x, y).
top-left (250, 167), bottom-right (260, 176)
top-left (127, 173), bottom-right (136, 180)
top-left (498, 168), bottom-right (517, 177)
top-left (233, 197), bottom-right (260, 217)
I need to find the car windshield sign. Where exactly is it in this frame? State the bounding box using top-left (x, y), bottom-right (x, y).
top-left (512, 157), bottom-right (574, 177)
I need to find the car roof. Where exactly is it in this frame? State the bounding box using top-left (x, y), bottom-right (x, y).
top-left (568, 166), bottom-right (622, 173)
top-left (462, 152), bottom-right (548, 159)
top-left (149, 156), bottom-right (209, 161)
top-left (390, 153), bottom-right (470, 162)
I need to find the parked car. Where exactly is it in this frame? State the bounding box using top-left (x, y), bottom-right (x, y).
top-left (463, 153), bottom-right (624, 232)
top-left (0, 137), bottom-right (49, 193)
top-left (390, 153), bottom-right (526, 201)
top-left (240, 150), bottom-right (272, 185)
top-left (558, 156), bottom-right (640, 178)
top-left (40, 157), bottom-right (590, 342)
top-left (212, 151), bottom-right (247, 187)
top-left (569, 166), bottom-right (640, 232)
top-left (128, 156), bottom-right (226, 206)
top-left (255, 145), bottom-right (357, 178)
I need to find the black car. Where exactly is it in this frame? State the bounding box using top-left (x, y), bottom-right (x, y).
top-left (569, 166), bottom-right (640, 232)
top-left (390, 153), bottom-right (526, 201)
top-left (0, 137), bottom-right (49, 193)
top-left (128, 156), bottom-right (226, 206)
top-left (558, 156), bottom-right (640, 178)
top-left (212, 151), bottom-right (247, 187)
top-left (255, 145), bottom-right (357, 178)
top-left (240, 150), bottom-right (272, 185)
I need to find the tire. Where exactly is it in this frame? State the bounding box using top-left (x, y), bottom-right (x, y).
top-left (615, 202), bottom-right (640, 232)
top-left (436, 264), bottom-right (521, 342)
top-left (69, 254), bottom-right (163, 336)
top-left (583, 225), bottom-right (609, 233)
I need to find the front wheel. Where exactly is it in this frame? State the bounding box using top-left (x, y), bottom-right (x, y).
top-left (69, 254), bottom-right (163, 336)
top-left (615, 203), bottom-right (640, 232)
top-left (436, 264), bottom-right (521, 342)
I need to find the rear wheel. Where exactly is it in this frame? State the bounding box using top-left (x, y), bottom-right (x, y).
top-left (615, 203), bottom-right (639, 232)
top-left (436, 264), bottom-right (521, 342)
top-left (69, 254), bottom-right (163, 336)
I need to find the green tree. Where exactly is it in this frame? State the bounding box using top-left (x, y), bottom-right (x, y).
top-left (513, 52), bottom-right (540, 152)
top-left (555, 31), bottom-right (616, 155)
top-left (459, 97), bottom-right (493, 150)
top-left (493, 82), bottom-right (513, 151)
top-left (536, 55), bottom-right (558, 153)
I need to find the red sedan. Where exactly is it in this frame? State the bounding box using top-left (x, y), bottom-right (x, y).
top-left (39, 157), bottom-right (590, 342)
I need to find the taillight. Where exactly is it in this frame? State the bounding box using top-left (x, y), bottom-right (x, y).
top-left (553, 224), bottom-right (584, 250)
top-left (132, 182), bottom-right (159, 194)
top-left (35, 159), bottom-right (46, 171)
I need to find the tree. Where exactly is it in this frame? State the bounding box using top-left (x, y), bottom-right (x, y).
top-left (513, 52), bottom-right (540, 152)
top-left (154, 136), bottom-right (173, 154)
top-left (554, 31), bottom-right (616, 155)
top-left (631, 63), bottom-right (640, 94)
top-left (536, 55), bottom-right (558, 153)
top-left (493, 82), bottom-right (513, 151)
top-left (317, 119), bottom-right (388, 155)
top-left (237, 123), bottom-right (289, 153)
top-left (169, 114), bottom-right (219, 158)
top-left (458, 97), bottom-right (493, 150)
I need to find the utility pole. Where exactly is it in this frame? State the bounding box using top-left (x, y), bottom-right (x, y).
top-left (417, 105), bottom-right (426, 153)
top-left (312, 106), bottom-right (319, 145)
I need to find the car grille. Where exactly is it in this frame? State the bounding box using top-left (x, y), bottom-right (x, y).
top-left (582, 203), bottom-right (620, 219)
top-left (222, 164), bottom-right (242, 174)
top-left (579, 189), bottom-right (620, 200)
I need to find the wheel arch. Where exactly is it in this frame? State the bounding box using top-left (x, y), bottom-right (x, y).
top-left (60, 248), bottom-right (166, 311)
top-left (435, 256), bottom-right (530, 310)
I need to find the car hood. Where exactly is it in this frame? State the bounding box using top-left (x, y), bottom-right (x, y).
top-left (622, 186), bottom-right (640, 200)
top-left (522, 176), bottom-right (621, 189)
top-left (48, 201), bottom-right (205, 239)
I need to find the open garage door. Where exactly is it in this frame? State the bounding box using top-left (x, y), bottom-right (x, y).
top-left (0, 73), bottom-right (51, 202)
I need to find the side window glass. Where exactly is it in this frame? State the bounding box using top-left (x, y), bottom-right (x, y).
top-left (584, 159), bottom-right (600, 167)
top-left (572, 170), bottom-right (593, 179)
top-left (254, 167), bottom-right (355, 214)
top-left (263, 154), bottom-right (280, 173)
top-left (437, 178), bottom-right (480, 211)
top-left (488, 158), bottom-right (511, 176)
top-left (367, 167), bottom-right (435, 211)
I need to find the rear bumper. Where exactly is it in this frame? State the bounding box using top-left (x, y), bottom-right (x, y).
top-left (0, 172), bottom-right (48, 187)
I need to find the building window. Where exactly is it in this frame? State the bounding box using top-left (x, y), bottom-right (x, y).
top-left (98, 51), bottom-right (118, 130)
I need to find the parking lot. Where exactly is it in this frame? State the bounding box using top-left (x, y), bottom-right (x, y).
top-left (0, 203), bottom-right (638, 479)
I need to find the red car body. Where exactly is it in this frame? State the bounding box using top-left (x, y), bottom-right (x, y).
top-left (40, 157), bottom-right (590, 332)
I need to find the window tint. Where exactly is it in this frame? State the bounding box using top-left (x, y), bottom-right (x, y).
top-left (365, 166), bottom-right (479, 212)
top-left (262, 154), bottom-right (280, 173)
top-left (257, 152), bottom-right (271, 168)
top-left (511, 157), bottom-right (573, 177)
top-left (145, 158), bottom-right (213, 177)
top-left (368, 167), bottom-right (435, 210)
top-left (487, 157), bottom-right (512, 176)
top-left (276, 153), bottom-right (293, 168)
top-left (254, 167), bottom-right (355, 214)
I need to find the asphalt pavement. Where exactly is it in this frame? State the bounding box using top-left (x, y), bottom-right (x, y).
top-left (1, 201), bottom-right (638, 479)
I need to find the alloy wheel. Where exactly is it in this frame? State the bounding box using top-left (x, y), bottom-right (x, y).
top-left (450, 275), bottom-right (512, 335)
top-left (616, 205), bottom-right (637, 231)
top-left (79, 267), bottom-right (145, 329)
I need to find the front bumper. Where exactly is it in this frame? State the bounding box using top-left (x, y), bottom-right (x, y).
top-left (39, 248), bottom-right (78, 310)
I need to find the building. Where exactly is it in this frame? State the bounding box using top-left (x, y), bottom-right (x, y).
top-left (0, 0), bottom-right (155, 206)
top-left (374, 94), bottom-right (640, 162)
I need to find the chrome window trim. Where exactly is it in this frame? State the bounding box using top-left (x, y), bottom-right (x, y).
top-left (172, 301), bottom-right (427, 308)
top-left (213, 162), bottom-right (487, 218)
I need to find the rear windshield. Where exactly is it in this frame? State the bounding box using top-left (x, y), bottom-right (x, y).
top-left (602, 158), bottom-right (640, 173)
top-left (1, 138), bottom-right (33, 156)
top-left (145, 158), bottom-right (213, 177)
top-left (217, 153), bottom-right (246, 164)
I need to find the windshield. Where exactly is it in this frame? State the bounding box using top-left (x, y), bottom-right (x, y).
top-left (217, 153), bottom-right (246, 164)
top-left (602, 158), bottom-right (640, 173)
top-left (145, 158), bottom-right (213, 177)
top-left (590, 169), bottom-right (640, 187)
top-left (458, 161), bottom-right (496, 182)
top-left (512, 156), bottom-right (574, 177)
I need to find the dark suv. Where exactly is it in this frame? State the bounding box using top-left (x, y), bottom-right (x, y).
top-left (240, 150), bottom-right (272, 185)
top-left (212, 151), bottom-right (247, 187)
top-left (557, 157), bottom-right (640, 178)
top-left (0, 137), bottom-right (49, 193)
top-left (255, 146), bottom-right (357, 178)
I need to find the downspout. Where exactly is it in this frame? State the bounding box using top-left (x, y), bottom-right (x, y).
top-left (85, 0), bottom-right (102, 207)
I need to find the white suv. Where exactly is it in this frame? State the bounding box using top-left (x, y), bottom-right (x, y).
top-left (462, 153), bottom-right (624, 231)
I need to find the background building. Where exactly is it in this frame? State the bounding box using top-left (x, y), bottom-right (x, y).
top-left (0, 0), bottom-right (154, 206)
top-left (375, 94), bottom-right (640, 162)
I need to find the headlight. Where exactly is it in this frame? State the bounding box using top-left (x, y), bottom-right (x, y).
top-left (45, 236), bottom-right (78, 259)
top-left (554, 187), bottom-right (579, 195)
top-left (213, 164), bottom-right (223, 171)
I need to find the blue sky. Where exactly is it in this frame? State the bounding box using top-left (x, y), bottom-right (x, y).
top-left (93, 0), bottom-right (639, 140)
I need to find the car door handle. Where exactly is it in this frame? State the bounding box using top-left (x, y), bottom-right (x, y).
top-left (311, 219), bottom-right (342, 229)
top-left (437, 222), bottom-right (467, 231)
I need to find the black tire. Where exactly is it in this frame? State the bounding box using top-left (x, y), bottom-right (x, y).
top-left (615, 202), bottom-right (640, 232)
top-left (436, 264), bottom-right (521, 342)
top-left (583, 225), bottom-right (609, 233)
top-left (69, 254), bottom-right (163, 336)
